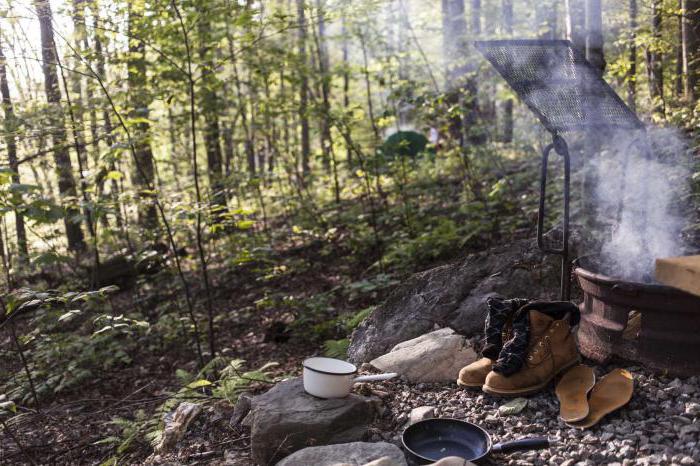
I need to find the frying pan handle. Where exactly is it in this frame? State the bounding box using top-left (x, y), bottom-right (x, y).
top-left (492, 437), bottom-right (552, 454)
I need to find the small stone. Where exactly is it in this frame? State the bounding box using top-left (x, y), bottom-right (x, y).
top-left (155, 401), bottom-right (202, 453)
top-left (680, 456), bottom-right (695, 465)
top-left (669, 379), bottom-right (683, 389)
top-left (680, 424), bottom-right (700, 437)
top-left (484, 415), bottom-right (499, 424)
top-left (620, 446), bottom-right (634, 458)
top-left (685, 402), bottom-right (700, 416)
top-left (230, 392), bottom-right (252, 426)
top-left (409, 406), bottom-right (436, 425)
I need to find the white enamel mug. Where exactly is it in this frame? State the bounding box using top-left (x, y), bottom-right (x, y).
top-left (302, 357), bottom-right (398, 399)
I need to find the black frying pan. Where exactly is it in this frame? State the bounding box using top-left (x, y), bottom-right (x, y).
top-left (402, 418), bottom-right (552, 464)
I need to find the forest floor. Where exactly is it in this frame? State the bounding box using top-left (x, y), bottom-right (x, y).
top-left (1, 234), bottom-right (368, 464)
top-left (6, 227), bottom-right (699, 466)
top-left (2, 159), bottom-right (699, 465)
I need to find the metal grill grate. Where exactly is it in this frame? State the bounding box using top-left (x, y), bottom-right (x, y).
top-left (474, 40), bottom-right (644, 133)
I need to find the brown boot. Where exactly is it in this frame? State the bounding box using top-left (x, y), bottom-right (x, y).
top-left (457, 358), bottom-right (493, 388)
top-left (482, 310), bottom-right (579, 396)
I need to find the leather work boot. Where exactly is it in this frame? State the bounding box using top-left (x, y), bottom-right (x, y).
top-left (457, 358), bottom-right (493, 388)
top-left (482, 310), bottom-right (580, 396)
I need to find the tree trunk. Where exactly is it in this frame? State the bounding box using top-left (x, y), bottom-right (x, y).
top-left (34, 0), bottom-right (86, 252)
top-left (225, 7), bottom-right (255, 177)
top-left (676, 0), bottom-right (685, 99)
top-left (297, 0), bottom-right (311, 179)
top-left (441, 0), bottom-right (468, 87)
top-left (627, 0), bottom-right (637, 111)
top-left (127, 2), bottom-right (159, 230)
top-left (501, 0), bottom-right (514, 143)
top-left (0, 35), bottom-right (28, 263)
top-left (359, 31), bottom-right (379, 142)
top-left (536, 0), bottom-right (558, 39)
top-left (566, 0), bottom-right (587, 53)
top-left (197, 7), bottom-right (226, 213)
top-left (70, 0), bottom-right (89, 173)
top-left (470, 0), bottom-right (481, 35)
top-left (464, 0), bottom-right (483, 145)
top-left (167, 106), bottom-right (182, 191)
top-left (683, 0), bottom-right (700, 101)
top-left (647, 0), bottom-right (665, 117)
top-left (585, 0), bottom-right (605, 75)
top-left (93, 9), bottom-right (122, 228)
top-left (581, 0), bottom-right (605, 233)
top-left (341, 13), bottom-right (352, 167)
top-left (66, 0), bottom-right (95, 242)
top-left (315, 0), bottom-right (332, 174)
top-left (441, 0), bottom-right (473, 145)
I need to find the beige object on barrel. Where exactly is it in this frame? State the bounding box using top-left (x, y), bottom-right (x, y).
top-left (656, 255), bottom-right (700, 297)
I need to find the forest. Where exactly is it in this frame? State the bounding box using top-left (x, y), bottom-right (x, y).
top-left (0, 0), bottom-right (698, 464)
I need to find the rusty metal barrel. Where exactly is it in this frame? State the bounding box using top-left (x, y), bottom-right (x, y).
top-left (574, 256), bottom-right (700, 376)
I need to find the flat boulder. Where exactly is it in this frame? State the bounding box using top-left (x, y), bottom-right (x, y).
top-left (369, 328), bottom-right (477, 383)
top-left (348, 235), bottom-right (572, 363)
top-left (245, 378), bottom-right (380, 465)
top-left (276, 442), bottom-right (407, 466)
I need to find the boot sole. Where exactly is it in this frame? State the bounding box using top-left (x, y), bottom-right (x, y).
top-left (481, 357), bottom-right (581, 397)
top-left (457, 380), bottom-right (485, 389)
top-left (567, 368), bottom-right (634, 429)
top-left (555, 364), bottom-right (596, 422)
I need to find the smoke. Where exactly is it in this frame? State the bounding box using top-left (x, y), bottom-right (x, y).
top-left (593, 127), bottom-right (692, 282)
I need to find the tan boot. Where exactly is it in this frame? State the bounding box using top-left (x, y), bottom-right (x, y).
top-left (457, 358), bottom-right (493, 388)
top-left (482, 310), bottom-right (579, 396)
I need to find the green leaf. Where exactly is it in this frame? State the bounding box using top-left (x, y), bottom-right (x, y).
top-left (18, 299), bottom-right (43, 311)
top-left (105, 171), bottom-right (123, 181)
top-left (236, 220), bottom-right (255, 230)
top-left (187, 379), bottom-right (213, 389)
top-left (99, 285), bottom-right (120, 295)
top-left (58, 309), bottom-right (82, 322)
top-left (0, 400), bottom-right (17, 414)
top-left (93, 436), bottom-right (122, 445)
top-left (498, 397), bottom-right (528, 416)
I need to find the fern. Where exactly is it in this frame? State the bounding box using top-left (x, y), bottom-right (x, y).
top-left (100, 357), bottom-right (280, 459)
top-left (323, 338), bottom-right (350, 358)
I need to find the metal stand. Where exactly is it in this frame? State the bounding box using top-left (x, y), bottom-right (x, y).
top-left (473, 39), bottom-right (646, 302)
top-left (536, 134), bottom-right (571, 300)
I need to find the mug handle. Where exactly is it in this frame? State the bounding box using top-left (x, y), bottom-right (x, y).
top-left (353, 373), bottom-right (398, 383)
top-left (491, 437), bottom-right (553, 454)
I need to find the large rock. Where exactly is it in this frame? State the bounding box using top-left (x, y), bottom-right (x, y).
top-left (348, 237), bottom-right (569, 363)
top-left (245, 378), bottom-right (380, 465)
top-left (370, 328), bottom-right (477, 383)
top-left (276, 442), bottom-right (407, 466)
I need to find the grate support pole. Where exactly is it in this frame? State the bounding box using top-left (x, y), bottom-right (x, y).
top-left (537, 134), bottom-right (571, 300)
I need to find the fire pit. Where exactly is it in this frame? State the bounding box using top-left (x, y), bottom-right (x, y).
top-left (574, 256), bottom-right (700, 376)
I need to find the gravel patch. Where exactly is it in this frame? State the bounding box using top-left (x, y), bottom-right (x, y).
top-left (367, 362), bottom-right (700, 466)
